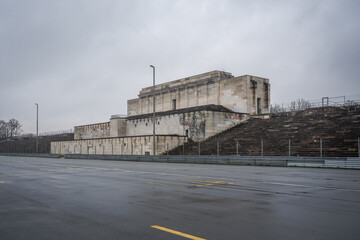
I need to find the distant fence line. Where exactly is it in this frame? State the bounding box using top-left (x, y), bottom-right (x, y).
top-left (271, 94), bottom-right (360, 113)
top-left (20, 129), bottom-right (74, 138)
top-left (176, 137), bottom-right (360, 158)
top-left (1, 136), bottom-right (359, 157)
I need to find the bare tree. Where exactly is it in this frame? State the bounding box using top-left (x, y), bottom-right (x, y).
top-left (8, 119), bottom-right (22, 138)
top-left (0, 119), bottom-right (22, 140)
top-left (272, 98), bottom-right (312, 113)
top-left (0, 120), bottom-right (8, 140)
top-left (295, 98), bottom-right (311, 110)
top-left (270, 104), bottom-right (285, 113)
top-left (289, 101), bottom-right (297, 111)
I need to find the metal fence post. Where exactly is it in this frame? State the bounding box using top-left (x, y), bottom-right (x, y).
top-left (112, 144), bottom-right (113, 155)
top-left (320, 138), bottom-right (323, 158)
top-left (236, 141), bottom-right (239, 156)
top-left (167, 143), bottom-right (169, 155)
top-left (141, 144), bottom-right (143, 155)
top-left (261, 139), bottom-right (264, 156)
top-left (80, 145), bottom-right (82, 154)
top-left (74, 146), bottom-right (75, 154)
top-left (358, 137), bottom-right (359, 158)
top-left (183, 142), bottom-right (185, 155)
top-left (103, 145), bottom-right (105, 154)
top-left (217, 141), bottom-right (219, 156)
top-left (288, 139), bottom-right (291, 157)
top-left (198, 142), bottom-right (201, 156)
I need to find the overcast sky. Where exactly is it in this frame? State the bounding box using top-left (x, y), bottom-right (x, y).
top-left (1, 0), bottom-right (359, 133)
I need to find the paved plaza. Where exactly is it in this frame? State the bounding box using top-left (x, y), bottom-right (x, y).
top-left (1, 156), bottom-right (359, 240)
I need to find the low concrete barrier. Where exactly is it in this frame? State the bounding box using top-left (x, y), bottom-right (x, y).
top-left (63, 154), bottom-right (359, 168)
top-left (1, 153), bottom-right (358, 169)
top-left (0, 153), bottom-right (60, 158)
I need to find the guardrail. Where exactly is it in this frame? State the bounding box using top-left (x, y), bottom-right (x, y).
top-left (1, 153), bottom-right (358, 169)
top-left (0, 153), bottom-right (60, 158)
top-left (64, 154), bottom-right (360, 169)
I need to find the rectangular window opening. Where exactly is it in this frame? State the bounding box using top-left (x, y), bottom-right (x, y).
top-left (172, 99), bottom-right (176, 110)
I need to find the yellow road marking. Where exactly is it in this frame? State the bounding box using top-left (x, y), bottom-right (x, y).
top-left (149, 179), bottom-right (235, 189)
top-left (184, 179), bottom-right (234, 185)
top-left (148, 182), bottom-right (189, 188)
top-left (193, 183), bottom-right (216, 187)
top-left (151, 225), bottom-right (207, 240)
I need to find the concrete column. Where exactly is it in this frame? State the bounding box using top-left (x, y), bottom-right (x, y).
top-left (320, 138), bottom-right (323, 158)
top-left (236, 141), bottom-right (239, 156)
top-left (216, 81), bottom-right (220, 105)
top-left (288, 139), bottom-right (291, 157)
top-left (198, 142), bottom-right (201, 156)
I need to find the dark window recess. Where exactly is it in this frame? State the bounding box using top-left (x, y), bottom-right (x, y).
top-left (158, 121), bottom-right (160, 125)
top-left (264, 82), bottom-right (269, 108)
top-left (185, 130), bottom-right (189, 137)
top-left (146, 122), bottom-right (148, 126)
top-left (257, 98), bottom-right (261, 114)
top-left (172, 99), bottom-right (176, 110)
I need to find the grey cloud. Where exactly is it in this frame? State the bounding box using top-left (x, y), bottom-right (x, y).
top-left (0, 0), bottom-right (359, 133)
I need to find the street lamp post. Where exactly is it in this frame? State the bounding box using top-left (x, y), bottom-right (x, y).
top-left (150, 65), bottom-right (156, 155)
top-left (35, 103), bottom-right (39, 154)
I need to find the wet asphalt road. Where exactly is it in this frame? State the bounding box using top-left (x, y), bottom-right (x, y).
top-left (0, 155), bottom-right (360, 240)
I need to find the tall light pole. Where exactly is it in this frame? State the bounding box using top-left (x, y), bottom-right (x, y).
top-left (150, 65), bottom-right (156, 155)
top-left (35, 103), bottom-right (39, 154)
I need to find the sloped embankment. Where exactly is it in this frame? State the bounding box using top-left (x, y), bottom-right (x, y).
top-left (169, 106), bottom-right (360, 157)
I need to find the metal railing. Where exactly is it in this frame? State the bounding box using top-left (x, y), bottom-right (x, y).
top-left (20, 129), bottom-right (74, 138)
top-left (271, 94), bottom-right (360, 113)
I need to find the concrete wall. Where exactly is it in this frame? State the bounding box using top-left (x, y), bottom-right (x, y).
top-left (74, 122), bottom-right (110, 140)
top-left (126, 110), bottom-right (247, 141)
top-left (109, 118), bottom-right (126, 137)
top-left (74, 118), bottom-right (127, 140)
top-left (127, 71), bottom-right (270, 116)
top-left (51, 135), bottom-right (186, 155)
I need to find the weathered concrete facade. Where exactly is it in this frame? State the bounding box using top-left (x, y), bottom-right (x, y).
top-left (51, 70), bottom-right (270, 155)
top-left (74, 116), bottom-right (127, 140)
top-left (126, 105), bottom-right (247, 141)
top-left (51, 135), bottom-right (185, 156)
top-left (128, 71), bottom-right (270, 116)
top-left (74, 122), bottom-right (110, 140)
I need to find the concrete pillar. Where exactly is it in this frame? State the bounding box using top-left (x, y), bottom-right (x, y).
top-left (288, 139), bottom-right (291, 157)
top-left (320, 138), bottom-right (323, 158)
top-left (236, 141), bottom-right (239, 156)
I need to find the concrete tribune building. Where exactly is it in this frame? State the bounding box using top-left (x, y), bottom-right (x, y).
top-left (51, 70), bottom-right (270, 155)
